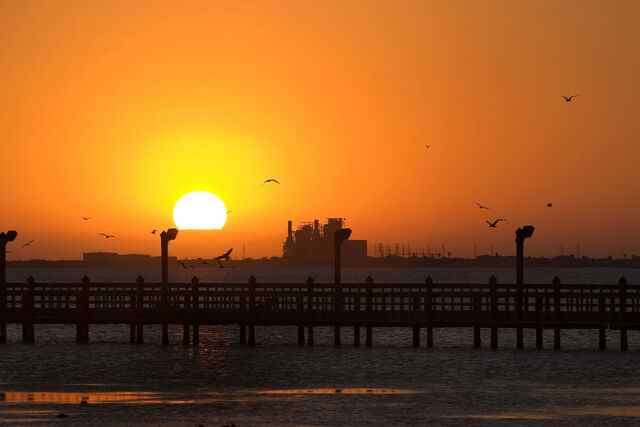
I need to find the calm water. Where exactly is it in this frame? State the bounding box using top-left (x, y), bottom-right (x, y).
top-left (2, 267), bottom-right (640, 426)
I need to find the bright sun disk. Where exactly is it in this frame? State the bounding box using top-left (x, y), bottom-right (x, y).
top-left (173, 191), bottom-right (227, 230)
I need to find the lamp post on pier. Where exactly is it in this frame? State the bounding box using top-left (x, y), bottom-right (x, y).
top-left (160, 228), bottom-right (179, 345)
top-left (0, 230), bottom-right (18, 343)
top-left (333, 228), bottom-right (352, 347)
top-left (515, 225), bottom-right (534, 350)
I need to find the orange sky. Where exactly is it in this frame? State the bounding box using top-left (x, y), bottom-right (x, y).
top-left (1, 0), bottom-right (639, 260)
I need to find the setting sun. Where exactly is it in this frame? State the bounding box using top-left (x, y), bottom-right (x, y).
top-left (173, 191), bottom-right (227, 230)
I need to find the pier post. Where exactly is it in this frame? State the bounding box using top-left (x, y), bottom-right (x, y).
top-left (334, 325), bottom-right (341, 347)
top-left (535, 296), bottom-right (543, 350)
top-left (553, 277), bottom-right (561, 350)
top-left (136, 276), bottom-right (144, 344)
top-left (0, 231), bottom-right (17, 344)
top-left (129, 324), bottom-right (136, 343)
top-left (160, 229), bottom-right (178, 346)
top-left (333, 228), bottom-right (352, 348)
top-left (22, 276), bottom-right (35, 343)
top-left (489, 276), bottom-right (498, 349)
top-left (426, 276), bottom-right (433, 348)
top-left (239, 325), bottom-right (246, 345)
top-left (297, 282), bottom-right (305, 346)
top-left (191, 276), bottom-right (200, 346)
top-left (473, 292), bottom-right (481, 349)
top-left (413, 326), bottom-right (421, 348)
top-left (248, 276), bottom-right (256, 347)
top-left (354, 326), bottom-right (361, 346)
top-left (412, 290), bottom-right (420, 348)
top-left (306, 277), bottom-right (314, 346)
top-left (76, 276), bottom-right (90, 344)
top-left (248, 324), bottom-right (255, 347)
top-left (515, 226), bottom-right (535, 351)
top-left (619, 277), bottom-right (628, 351)
top-left (365, 276), bottom-right (374, 347)
top-left (307, 326), bottom-right (314, 346)
top-left (598, 286), bottom-right (606, 351)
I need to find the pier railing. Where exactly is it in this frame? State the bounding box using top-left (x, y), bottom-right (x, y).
top-left (0, 276), bottom-right (638, 350)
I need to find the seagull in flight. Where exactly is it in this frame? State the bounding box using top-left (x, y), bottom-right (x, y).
top-left (547, 203), bottom-right (553, 208)
top-left (22, 240), bottom-right (35, 248)
top-left (264, 178), bottom-right (280, 184)
top-left (215, 248), bottom-right (233, 268)
top-left (81, 217), bottom-right (91, 221)
top-left (486, 219), bottom-right (507, 228)
top-left (98, 233), bottom-right (116, 239)
top-left (562, 95), bottom-right (579, 102)
top-left (475, 202), bottom-right (490, 210)
top-left (425, 144), bottom-right (431, 150)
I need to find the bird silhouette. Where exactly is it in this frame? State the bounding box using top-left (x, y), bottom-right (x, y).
top-left (425, 144), bottom-right (431, 149)
top-left (562, 95), bottom-right (579, 102)
top-left (475, 202), bottom-right (490, 210)
top-left (151, 229), bottom-right (158, 234)
top-left (547, 203), bottom-right (553, 207)
top-left (81, 216), bottom-right (91, 221)
top-left (215, 248), bottom-right (233, 268)
top-left (215, 248), bottom-right (233, 261)
top-left (486, 219), bottom-right (506, 228)
top-left (98, 233), bottom-right (116, 239)
top-left (264, 178), bottom-right (280, 184)
top-left (22, 240), bottom-right (34, 248)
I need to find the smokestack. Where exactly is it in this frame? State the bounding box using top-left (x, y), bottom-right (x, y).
top-left (287, 220), bottom-right (293, 240)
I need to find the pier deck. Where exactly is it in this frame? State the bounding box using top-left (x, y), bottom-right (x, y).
top-left (1, 276), bottom-right (638, 350)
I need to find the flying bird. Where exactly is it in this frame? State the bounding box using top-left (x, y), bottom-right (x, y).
top-left (81, 217), bottom-right (91, 221)
top-left (475, 202), bottom-right (490, 210)
top-left (151, 229), bottom-right (158, 234)
top-left (562, 95), bottom-right (579, 102)
top-left (215, 248), bottom-right (233, 261)
top-left (22, 240), bottom-right (35, 248)
top-left (547, 203), bottom-right (553, 208)
top-left (264, 178), bottom-right (280, 184)
top-left (215, 248), bottom-right (233, 268)
top-left (425, 144), bottom-right (431, 150)
top-left (98, 233), bottom-right (116, 239)
top-left (486, 219), bottom-right (507, 228)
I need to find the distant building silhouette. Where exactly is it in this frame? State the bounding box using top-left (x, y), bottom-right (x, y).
top-left (282, 218), bottom-right (367, 264)
top-left (83, 252), bottom-right (176, 268)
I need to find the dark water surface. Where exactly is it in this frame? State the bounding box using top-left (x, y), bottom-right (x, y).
top-left (2, 324), bottom-right (640, 426)
top-left (3, 267), bottom-right (640, 425)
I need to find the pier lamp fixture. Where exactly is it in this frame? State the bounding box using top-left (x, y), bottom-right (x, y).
top-left (515, 225), bottom-right (535, 285)
top-left (160, 228), bottom-right (179, 284)
top-left (0, 230), bottom-right (18, 285)
top-left (159, 228), bottom-right (179, 345)
top-left (334, 228), bottom-right (352, 285)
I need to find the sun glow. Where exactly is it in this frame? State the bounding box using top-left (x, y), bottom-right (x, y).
top-left (173, 192), bottom-right (227, 230)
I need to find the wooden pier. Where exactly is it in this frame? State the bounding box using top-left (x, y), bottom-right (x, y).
top-left (1, 275), bottom-right (639, 350)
